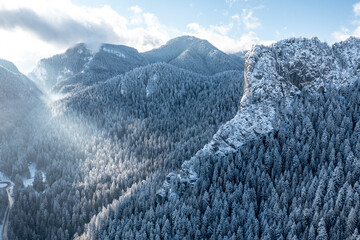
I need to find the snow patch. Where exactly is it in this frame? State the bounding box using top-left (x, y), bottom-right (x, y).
top-left (22, 163), bottom-right (45, 187)
top-left (56, 67), bottom-right (74, 81)
top-left (102, 47), bottom-right (126, 59)
top-left (146, 74), bottom-right (159, 97)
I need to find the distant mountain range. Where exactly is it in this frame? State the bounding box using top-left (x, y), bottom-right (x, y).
top-left (29, 36), bottom-right (245, 93)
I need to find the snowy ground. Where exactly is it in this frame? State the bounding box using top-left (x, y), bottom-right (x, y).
top-left (22, 163), bottom-right (46, 187)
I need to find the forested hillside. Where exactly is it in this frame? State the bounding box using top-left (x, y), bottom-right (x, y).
top-left (77, 37), bottom-right (360, 239)
top-left (2, 62), bottom-right (244, 239)
top-left (80, 76), bottom-right (360, 240)
top-left (2, 35), bottom-right (360, 240)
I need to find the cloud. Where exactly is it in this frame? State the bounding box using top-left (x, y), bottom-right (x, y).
top-left (0, 8), bottom-right (121, 46)
top-left (232, 9), bottom-right (261, 30)
top-left (354, 2), bottom-right (360, 16)
top-left (0, 0), bottom-right (174, 73)
top-left (130, 5), bottom-right (142, 14)
top-left (241, 9), bottom-right (261, 30)
top-left (0, 2), bottom-right (171, 50)
top-left (225, 0), bottom-right (238, 8)
top-left (332, 27), bottom-right (351, 42)
top-left (184, 6), bottom-right (269, 52)
top-left (185, 22), bottom-right (272, 53)
top-left (332, 3), bottom-right (360, 42)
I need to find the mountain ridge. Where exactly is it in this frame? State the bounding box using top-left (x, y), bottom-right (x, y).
top-left (29, 36), bottom-right (245, 94)
top-left (142, 35), bottom-right (244, 75)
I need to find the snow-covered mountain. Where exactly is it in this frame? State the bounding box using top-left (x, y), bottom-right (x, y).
top-left (29, 43), bottom-right (93, 90)
top-left (142, 36), bottom-right (244, 75)
top-left (29, 36), bottom-right (245, 94)
top-left (159, 36), bottom-right (360, 199)
top-left (0, 59), bottom-right (41, 129)
top-left (5, 35), bottom-right (360, 239)
top-left (30, 43), bottom-right (148, 93)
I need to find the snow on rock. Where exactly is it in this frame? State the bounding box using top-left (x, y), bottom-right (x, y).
top-left (157, 36), bottom-right (360, 200)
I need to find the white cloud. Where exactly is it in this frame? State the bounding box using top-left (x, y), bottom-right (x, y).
top-left (332, 27), bottom-right (351, 42)
top-left (241, 9), bottom-right (261, 30)
top-left (184, 7), bottom-right (269, 52)
top-left (185, 22), bottom-right (272, 53)
top-left (130, 5), bottom-right (142, 14)
top-left (332, 3), bottom-right (360, 43)
top-left (354, 2), bottom-right (360, 16)
top-left (231, 9), bottom-right (261, 30)
top-left (0, 0), bottom-right (174, 73)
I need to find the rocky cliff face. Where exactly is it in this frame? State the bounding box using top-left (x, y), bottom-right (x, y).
top-left (158, 37), bottom-right (360, 199)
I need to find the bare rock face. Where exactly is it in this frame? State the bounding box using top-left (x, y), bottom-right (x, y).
top-left (158, 37), bottom-right (360, 200)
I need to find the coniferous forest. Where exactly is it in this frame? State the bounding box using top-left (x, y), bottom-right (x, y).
top-left (1, 28), bottom-right (360, 240)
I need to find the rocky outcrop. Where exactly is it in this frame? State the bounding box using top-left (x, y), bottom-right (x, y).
top-left (157, 37), bottom-right (360, 200)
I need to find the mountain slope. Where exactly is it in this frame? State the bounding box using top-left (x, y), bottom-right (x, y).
top-left (0, 59), bottom-right (41, 130)
top-left (77, 37), bottom-right (360, 240)
top-left (161, 37), bottom-right (360, 195)
top-left (142, 36), bottom-right (244, 75)
top-left (8, 62), bottom-right (244, 239)
top-left (29, 43), bottom-right (93, 90)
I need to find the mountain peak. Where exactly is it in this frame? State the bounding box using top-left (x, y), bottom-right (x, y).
top-left (142, 35), bottom-right (243, 75)
top-left (164, 35), bottom-right (211, 47)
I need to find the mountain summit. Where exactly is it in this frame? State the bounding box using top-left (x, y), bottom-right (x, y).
top-left (142, 35), bottom-right (244, 75)
top-left (29, 43), bottom-right (147, 93)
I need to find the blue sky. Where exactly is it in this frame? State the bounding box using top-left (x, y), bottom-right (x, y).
top-left (0, 0), bottom-right (359, 73)
top-left (73, 0), bottom-right (358, 42)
